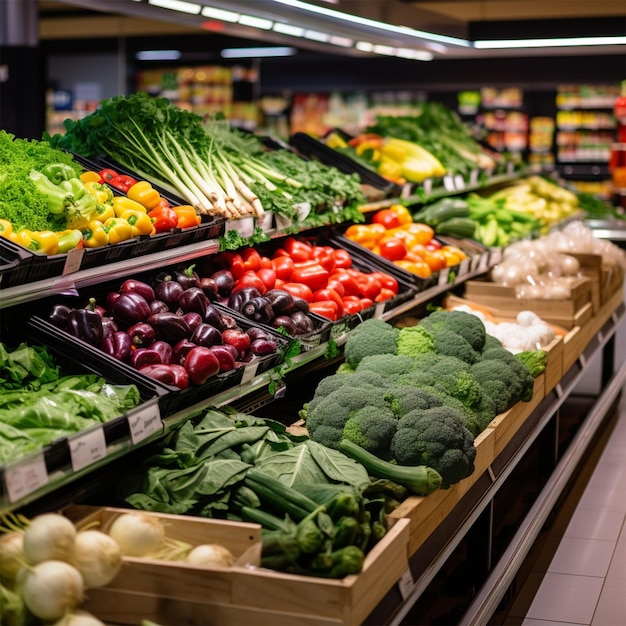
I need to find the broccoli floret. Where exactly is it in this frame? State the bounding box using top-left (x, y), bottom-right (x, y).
top-left (307, 384), bottom-right (390, 449)
top-left (419, 310), bottom-right (487, 353)
top-left (479, 347), bottom-right (535, 402)
top-left (384, 386), bottom-right (445, 417)
top-left (470, 359), bottom-right (523, 415)
top-left (356, 353), bottom-right (416, 380)
top-left (430, 329), bottom-right (479, 364)
top-left (342, 405), bottom-right (398, 459)
top-left (390, 406), bottom-right (476, 487)
top-left (515, 349), bottom-right (548, 378)
top-left (396, 326), bottom-right (435, 357)
top-left (343, 318), bottom-right (400, 368)
top-left (483, 334), bottom-right (504, 351)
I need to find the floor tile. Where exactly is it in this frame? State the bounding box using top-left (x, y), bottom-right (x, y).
top-left (564, 506), bottom-right (625, 541)
top-left (585, 463), bottom-right (626, 493)
top-left (591, 578), bottom-right (626, 626)
top-left (606, 525), bottom-right (626, 580)
top-left (577, 486), bottom-right (626, 513)
top-left (525, 573), bottom-right (604, 623)
top-left (548, 537), bottom-right (616, 577)
top-left (522, 619), bottom-right (582, 626)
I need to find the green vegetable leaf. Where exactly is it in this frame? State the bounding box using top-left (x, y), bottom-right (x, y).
top-left (305, 440), bottom-right (370, 487)
top-left (255, 445), bottom-right (328, 487)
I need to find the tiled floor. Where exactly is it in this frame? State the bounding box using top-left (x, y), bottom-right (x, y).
top-left (505, 387), bottom-right (626, 626)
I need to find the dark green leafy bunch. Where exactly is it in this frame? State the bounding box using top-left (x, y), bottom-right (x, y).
top-left (0, 130), bottom-right (81, 231)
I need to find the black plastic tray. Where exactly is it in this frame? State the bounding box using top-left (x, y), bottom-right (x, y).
top-left (0, 237), bottom-right (34, 289)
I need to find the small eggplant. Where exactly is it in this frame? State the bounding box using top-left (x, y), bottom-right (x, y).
top-left (290, 311), bottom-right (315, 334)
top-left (241, 296), bottom-right (274, 324)
top-left (112, 292), bottom-right (152, 327)
top-left (149, 299), bottom-right (170, 315)
top-left (178, 287), bottom-right (210, 316)
top-left (127, 322), bottom-right (156, 348)
top-left (271, 315), bottom-right (299, 336)
top-left (138, 363), bottom-right (189, 389)
top-left (198, 277), bottom-right (218, 302)
top-left (250, 338), bottom-right (278, 357)
top-left (228, 287), bottom-right (261, 312)
top-left (190, 323), bottom-right (223, 348)
top-left (130, 347), bottom-right (162, 370)
top-left (182, 311), bottom-right (203, 333)
top-left (264, 289), bottom-right (294, 315)
top-left (174, 264), bottom-right (200, 289)
top-left (285, 297), bottom-right (310, 315)
top-left (172, 339), bottom-right (197, 365)
top-left (204, 304), bottom-right (225, 331)
top-left (246, 327), bottom-right (271, 343)
top-left (101, 330), bottom-right (132, 362)
top-left (147, 312), bottom-right (191, 344)
top-left (210, 269), bottom-right (234, 297)
top-left (66, 302), bottom-right (103, 347)
top-left (119, 279), bottom-right (154, 303)
top-left (154, 279), bottom-right (185, 309)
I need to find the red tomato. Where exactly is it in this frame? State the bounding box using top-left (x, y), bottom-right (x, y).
top-left (256, 268), bottom-right (276, 291)
top-left (372, 209), bottom-right (401, 229)
top-left (282, 282), bottom-right (313, 302)
top-left (378, 238), bottom-right (408, 261)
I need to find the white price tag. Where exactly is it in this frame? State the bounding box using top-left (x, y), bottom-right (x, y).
top-left (374, 302), bottom-right (386, 319)
top-left (422, 178), bottom-right (433, 195)
top-left (225, 217), bottom-right (254, 238)
top-left (241, 361), bottom-right (259, 385)
top-left (459, 258), bottom-right (470, 276)
top-left (255, 211), bottom-right (274, 233)
top-left (443, 175), bottom-right (456, 192)
top-left (490, 248), bottom-right (503, 265)
top-left (469, 169), bottom-right (480, 186)
top-left (293, 202), bottom-right (311, 221)
top-left (454, 174), bottom-right (465, 190)
top-left (128, 404), bottom-right (163, 445)
top-left (4, 453), bottom-right (48, 503)
top-left (438, 268), bottom-right (450, 286)
top-left (69, 427), bottom-right (106, 472)
top-left (62, 247), bottom-right (84, 275)
top-left (397, 567), bottom-right (414, 600)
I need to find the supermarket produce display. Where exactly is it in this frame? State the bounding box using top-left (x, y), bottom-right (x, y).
top-left (0, 97), bottom-right (625, 625)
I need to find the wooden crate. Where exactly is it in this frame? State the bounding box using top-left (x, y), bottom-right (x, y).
top-left (78, 508), bottom-right (411, 626)
top-left (463, 276), bottom-right (593, 325)
top-left (544, 335), bottom-right (564, 395)
top-left (486, 373), bottom-right (545, 457)
top-left (601, 263), bottom-right (624, 304)
top-left (568, 252), bottom-right (603, 313)
top-left (387, 427), bottom-right (495, 556)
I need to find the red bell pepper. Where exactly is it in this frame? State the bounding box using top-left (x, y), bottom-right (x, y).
top-left (312, 245), bottom-right (336, 273)
top-left (283, 237), bottom-right (314, 263)
top-left (308, 300), bottom-right (340, 321)
top-left (375, 287), bottom-right (396, 302)
top-left (147, 206), bottom-right (178, 233)
top-left (233, 270), bottom-right (267, 294)
top-left (355, 274), bottom-right (382, 300)
top-left (256, 268), bottom-right (277, 291)
top-left (290, 263), bottom-right (329, 293)
top-left (360, 297), bottom-right (374, 309)
top-left (259, 255), bottom-right (273, 270)
top-left (281, 282), bottom-right (313, 302)
top-left (109, 174), bottom-right (138, 193)
top-left (241, 247), bottom-right (262, 271)
top-left (272, 256), bottom-right (295, 281)
top-left (98, 168), bottom-right (119, 184)
top-left (369, 271), bottom-right (398, 294)
top-left (213, 251), bottom-right (245, 280)
top-left (329, 271), bottom-right (360, 297)
top-left (332, 248), bottom-right (353, 269)
top-left (312, 288), bottom-right (344, 310)
top-left (326, 277), bottom-right (345, 297)
top-left (342, 296), bottom-right (364, 315)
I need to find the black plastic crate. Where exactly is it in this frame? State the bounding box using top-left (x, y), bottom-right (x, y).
top-left (0, 237), bottom-right (34, 289)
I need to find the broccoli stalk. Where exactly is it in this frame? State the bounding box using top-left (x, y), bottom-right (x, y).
top-left (338, 439), bottom-right (442, 496)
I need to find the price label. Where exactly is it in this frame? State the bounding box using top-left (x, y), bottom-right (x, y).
top-left (469, 169), bottom-right (480, 186)
top-left (293, 202), bottom-right (311, 221)
top-left (454, 174), bottom-right (465, 190)
top-left (397, 567), bottom-right (414, 600)
top-left (374, 301), bottom-right (386, 319)
top-left (438, 268), bottom-right (450, 286)
top-left (4, 453), bottom-right (48, 503)
top-left (225, 217), bottom-right (254, 238)
top-left (69, 427), bottom-right (106, 472)
top-left (422, 178), bottom-right (433, 195)
top-left (241, 361), bottom-right (259, 385)
top-left (490, 248), bottom-right (503, 265)
top-left (443, 175), bottom-right (456, 192)
top-left (62, 246), bottom-right (84, 275)
top-left (128, 404), bottom-right (163, 445)
top-left (255, 211), bottom-right (274, 233)
top-left (275, 213), bottom-right (293, 232)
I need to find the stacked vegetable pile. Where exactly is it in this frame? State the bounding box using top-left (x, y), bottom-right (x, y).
top-left (302, 310), bottom-right (545, 488)
top-left (344, 204), bottom-right (468, 279)
top-left (0, 341), bottom-right (141, 464)
top-left (49, 92), bottom-right (366, 227)
top-left (118, 408), bottom-right (416, 577)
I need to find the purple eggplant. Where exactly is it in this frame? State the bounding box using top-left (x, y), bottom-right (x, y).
top-left (290, 311), bottom-right (315, 334)
top-left (182, 312), bottom-right (203, 333)
top-left (264, 289), bottom-right (294, 315)
top-left (147, 311), bottom-right (191, 344)
top-left (190, 323), bottom-right (223, 348)
top-left (101, 330), bottom-right (132, 362)
top-left (241, 296), bottom-right (274, 324)
top-left (204, 304), bottom-right (225, 331)
top-left (66, 301), bottom-right (103, 347)
top-left (154, 279), bottom-right (184, 309)
top-left (49, 303), bottom-right (72, 328)
top-left (211, 269), bottom-right (234, 297)
top-left (178, 287), bottom-right (209, 316)
top-left (127, 322), bottom-right (156, 348)
top-left (171, 339), bottom-right (197, 365)
top-left (198, 277), bottom-right (218, 302)
top-left (112, 292), bottom-right (151, 327)
top-left (227, 287), bottom-right (261, 312)
top-left (119, 279), bottom-right (155, 303)
top-left (250, 338), bottom-right (277, 357)
top-left (149, 299), bottom-right (170, 315)
top-left (174, 264), bottom-right (200, 289)
top-left (271, 315), bottom-right (298, 336)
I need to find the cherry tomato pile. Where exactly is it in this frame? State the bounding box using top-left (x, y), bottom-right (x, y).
top-left (202, 238), bottom-right (400, 322)
top-left (344, 205), bottom-right (467, 279)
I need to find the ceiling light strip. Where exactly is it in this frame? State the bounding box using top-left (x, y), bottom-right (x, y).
top-left (147, 0), bottom-right (201, 15)
top-left (474, 35), bottom-right (626, 49)
top-left (200, 6), bottom-right (239, 22)
top-left (238, 14), bottom-right (273, 30)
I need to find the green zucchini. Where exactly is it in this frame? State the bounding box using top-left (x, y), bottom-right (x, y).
top-left (434, 217), bottom-right (476, 239)
top-left (414, 198), bottom-right (470, 227)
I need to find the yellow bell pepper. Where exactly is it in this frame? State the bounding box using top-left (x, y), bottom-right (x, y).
top-left (388, 204), bottom-right (413, 226)
top-left (29, 230), bottom-right (60, 255)
top-left (82, 220), bottom-right (109, 248)
top-left (80, 170), bottom-right (102, 183)
top-left (127, 180), bottom-right (162, 211)
top-left (56, 229), bottom-right (84, 253)
top-left (85, 181), bottom-right (114, 205)
top-left (11, 229), bottom-right (33, 249)
top-left (104, 217), bottom-right (134, 245)
top-left (0, 219), bottom-right (13, 239)
top-left (325, 132), bottom-right (348, 150)
top-left (118, 209), bottom-right (155, 237)
top-left (113, 196), bottom-right (147, 217)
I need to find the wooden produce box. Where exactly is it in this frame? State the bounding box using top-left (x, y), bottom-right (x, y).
top-left (74, 506), bottom-right (411, 626)
top-left (463, 277), bottom-right (593, 330)
top-left (601, 262), bottom-right (624, 303)
top-left (387, 427), bottom-right (496, 557)
top-left (568, 253), bottom-right (603, 312)
top-left (486, 373), bottom-right (545, 457)
top-left (543, 335), bottom-right (564, 395)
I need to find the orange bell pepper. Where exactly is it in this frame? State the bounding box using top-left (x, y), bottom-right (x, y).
top-left (172, 205), bottom-right (201, 229)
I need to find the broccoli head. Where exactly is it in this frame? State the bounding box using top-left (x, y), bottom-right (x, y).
top-left (306, 384), bottom-right (390, 449)
top-left (515, 349), bottom-right (548, 378)
top-left (470, 359), bottom-right (523, 415)
top-left (396, 325), bottom-right (435, 357)
top-left (356, 353), bottom-right (416, 380)
top-left (343, 318), bottom-right (399, 368)
top-left (430, 329), bottom-right (479, 364)
top-left (390, 406), bottom-right (476, 487)
top-left (384, 385), bottom-right (445, 418)
top-left (479, 347), bottom-right (535, 402)
top-left (483, 334), bottom-right (504, 351)
top-left (342, 405), bottom-right (398, 459)
top-left (419, 309), bottom-right (487, 353)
